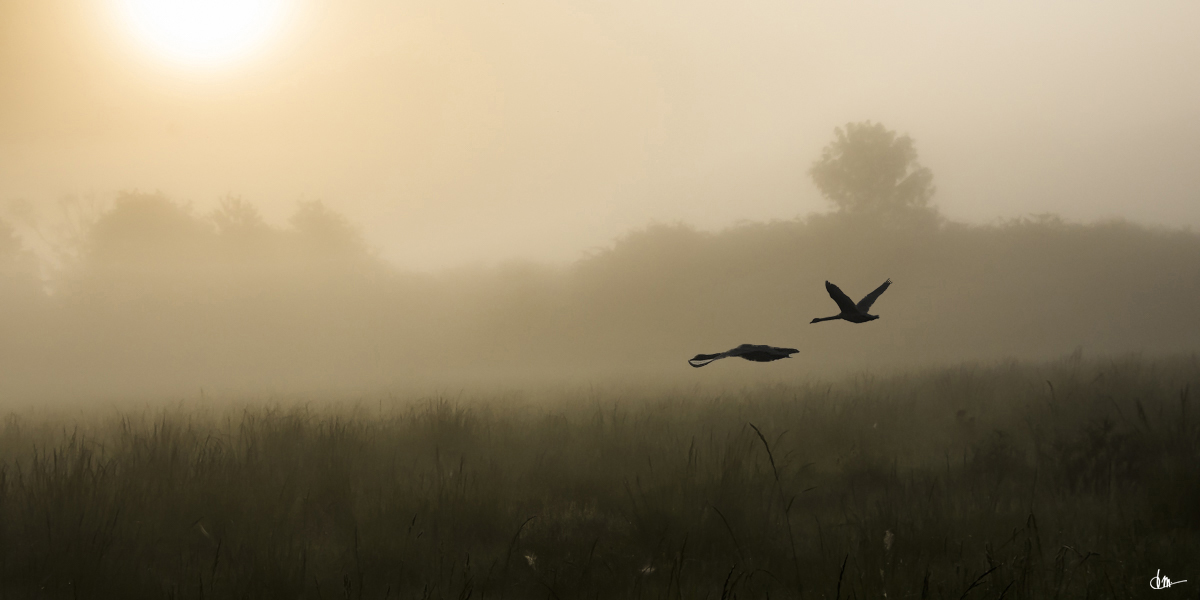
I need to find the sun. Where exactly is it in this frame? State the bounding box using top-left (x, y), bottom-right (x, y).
top-left (117, 0), bottom-right (290, 66)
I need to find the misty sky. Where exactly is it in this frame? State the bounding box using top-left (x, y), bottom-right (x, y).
top-left (2, 0), bottom-right (1198, 270)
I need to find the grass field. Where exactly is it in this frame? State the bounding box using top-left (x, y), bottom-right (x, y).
top-left (1, 355), bottom-right (1197, 599)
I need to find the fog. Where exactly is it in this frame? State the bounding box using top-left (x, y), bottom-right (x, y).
top-left (1, 1), bottom-right (1199, 401)
top-left (3, 1), bottom-right (1200, 270)
top-left (1, 188), bottom-right (1197, 401)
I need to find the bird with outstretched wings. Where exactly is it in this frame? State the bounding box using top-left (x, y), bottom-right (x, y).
top-left (812, 279), bottom-right (892, 324)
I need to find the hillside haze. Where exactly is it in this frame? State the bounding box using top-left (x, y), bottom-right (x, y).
top-left (1, 191), bottom-right (1197, 400)
top-left (3, 1), bottom-right (1200, 269)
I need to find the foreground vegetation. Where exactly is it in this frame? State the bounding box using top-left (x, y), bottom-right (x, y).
top-left (1, 355), bottom-right (1197, 598)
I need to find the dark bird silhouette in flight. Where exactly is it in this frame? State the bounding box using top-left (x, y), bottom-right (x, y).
top-left (688, 344), bottom-right (799, 368)
top-left (811, 279), bottom-right (892, 324)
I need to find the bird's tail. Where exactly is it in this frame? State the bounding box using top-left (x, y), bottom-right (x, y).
top-left (688, 353), bottom-right (723, 368)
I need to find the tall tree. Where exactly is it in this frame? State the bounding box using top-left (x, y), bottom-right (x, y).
top-left (85, 191), bottom-right (214, 265)
top-left (0, 218), bottom-right (41, 300)
top-left (809, 121), bottom-right (936, 219)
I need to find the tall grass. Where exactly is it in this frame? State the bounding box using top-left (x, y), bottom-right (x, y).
top-left (0, 354), bottom-right (1196, 598)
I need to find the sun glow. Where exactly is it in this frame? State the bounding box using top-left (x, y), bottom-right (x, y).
top-left (118, 0), bottom-right (290, 66)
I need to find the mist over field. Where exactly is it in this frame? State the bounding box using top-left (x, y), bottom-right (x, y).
top-left (1, 188), bottom-right (1198, 400)
top-left (2, 1), bottom-right (1199, 597)
top-left (2, 0), bottom-right (1199, 401)
top-left (4, 1), bottom-right (1200, 269)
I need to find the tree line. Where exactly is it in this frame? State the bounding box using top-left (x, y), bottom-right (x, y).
top-left (1, 122), bottom-right (1197, 399)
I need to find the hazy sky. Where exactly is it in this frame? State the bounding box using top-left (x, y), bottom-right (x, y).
top-left (2, 0), bottom-right (1198, 270)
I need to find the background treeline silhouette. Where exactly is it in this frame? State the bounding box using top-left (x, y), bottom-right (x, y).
top-left (1, 189), bottom-right (1198, 400)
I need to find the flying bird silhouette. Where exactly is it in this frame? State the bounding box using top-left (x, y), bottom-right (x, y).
top-left (688, 344), bottom-right (799, 368)
top-left (811, 279), bottom-right (892, 324)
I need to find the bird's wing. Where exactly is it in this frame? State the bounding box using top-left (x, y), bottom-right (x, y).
top-left (727, 344), bottom-right (767, 356)
top-left (825, 281), bottom-right (858, 314)
top-left (742, 347), bottom-right (801, 362)
top-left (688, 352), bottom-right (727, 368)
top-left (731, 344), bottom-right (799, 362)
top-left (855, 278), bottom-right (892, 313)
top-left (694, 345), bottom-right (799, 366)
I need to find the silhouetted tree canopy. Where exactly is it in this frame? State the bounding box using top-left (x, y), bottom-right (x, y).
top-left (212, 196), bottom-right (270, 240)
top-left (809, 121), bottom-right (937, 221)
top-left (1, 186), bottom-right (1198, 398)
top-left (289, 200), bottom-right (367, 258)
top-left (86, 191), bottom-right (212, 264)
top-left (0, 218), bottom-right (40, 299)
